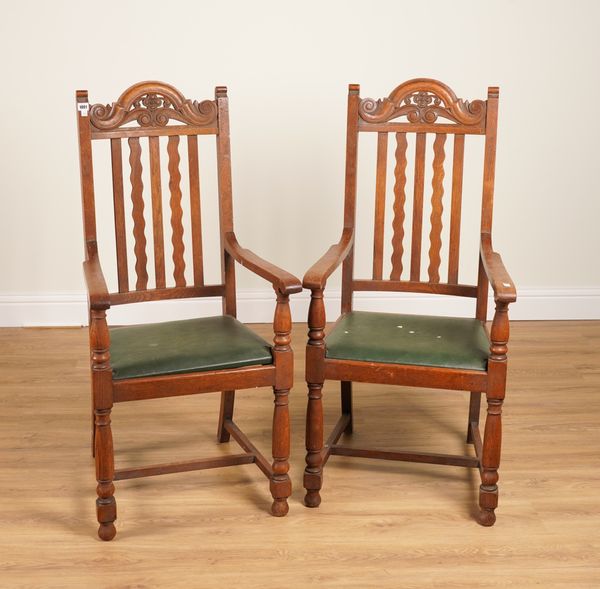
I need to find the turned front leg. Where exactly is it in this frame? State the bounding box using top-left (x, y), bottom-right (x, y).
top-left (271, 388), bottom-right (291, 516)
top-left (478, 301), bottom-right (509, 527)
top-left (270, 293), bottom-right (292, 516)
top-left (95, 408), bottom-right (116, 540)
top-left (304, 383), bottom-right (324, 507)
top-left (304, 288), bottom-right (325, 507)
top-left (90, 309), bottom-right (116, 540)
top-left (479, 396), bottom-right (503, 526)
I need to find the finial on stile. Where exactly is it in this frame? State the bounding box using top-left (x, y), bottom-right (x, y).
top-left (215, 86), bottom-right (228, 98)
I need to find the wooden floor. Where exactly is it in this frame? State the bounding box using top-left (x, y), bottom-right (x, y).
top-left (1, 321), bottom-right (599, 588)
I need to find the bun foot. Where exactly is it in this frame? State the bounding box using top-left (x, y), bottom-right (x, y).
top-left (271, 498), bottom-right (289, 517)
top-left (304, 490), bottom-right (321, 508)
top-left (477, 508), bottom-right (496, 527)
top-left (98, 522), bottom-right (116, 541)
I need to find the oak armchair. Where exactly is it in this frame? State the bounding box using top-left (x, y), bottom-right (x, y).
top-left (77, 81), bottom-right (301, 540)
top-left (303, 79), bottom-right (516, 526)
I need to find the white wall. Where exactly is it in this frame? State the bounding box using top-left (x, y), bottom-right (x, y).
top-left (1, 0), bottom-right (599, 325)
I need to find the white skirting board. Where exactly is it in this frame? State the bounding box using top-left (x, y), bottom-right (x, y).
top-left (0, 288), bottom-right (598, 327)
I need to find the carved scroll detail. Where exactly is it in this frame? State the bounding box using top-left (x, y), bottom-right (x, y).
top-left (359, 79), bottom-right (485, 125)
top-left (90, 81), bottom-right (217, 130)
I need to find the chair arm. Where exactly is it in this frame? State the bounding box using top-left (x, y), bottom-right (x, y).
top-left (303, 228), bottom-right (354, 290)
top-left (83, 241), bottom-right (110, 310)
top-left (224, 232), bottom-right (302, 295)
top-left (480, 233), bottom-right (517, 304)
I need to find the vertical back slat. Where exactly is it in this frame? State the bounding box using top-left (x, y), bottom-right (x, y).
top-left (167, 136), bottom-right (186, 287)
top-left (128, 137), bottom-right (148, 290)
top-left (149, 136), bottom-right (165, 288)
top-left (110, 138), bottom-right (128, 292)
top-left (427, 133), bottom-right (447, 283)
top-left (187, 135), bottom-right (204, 286)
top-left (410, 133), bottom-right (426, 281)
top-left (390, 132), bottom-right (408, 280)
top-left (372, 132), bottom-right (388, 279)
top-left (448, 134), bottom-right (465, 283)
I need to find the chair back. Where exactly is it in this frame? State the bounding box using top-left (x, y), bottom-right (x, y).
top-left (76, 81), bottom-right (237, 314)
top-left (341, 79), bottom-right (499, 318)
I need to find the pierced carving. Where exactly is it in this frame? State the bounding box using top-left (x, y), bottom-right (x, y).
top-left (359, 79), bottom-right (486, 125)
top-left (90, 81), bottom-right (217, 130)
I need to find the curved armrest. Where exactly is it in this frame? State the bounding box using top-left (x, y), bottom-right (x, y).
top-left (83, 241), bottom-right (110, 310)
top-left (303, 227), bottom-right (354, 290)
top-left (480, 233), bottom-right (517, 304)
top-left (224, 232), bottom-right (302, 295)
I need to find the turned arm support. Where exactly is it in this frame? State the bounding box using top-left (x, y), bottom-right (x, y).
top-left (83, 241), bottom-right (111, 369)
top-left (223, 232), bottom-right (297, 381)
top-left (304, 229), bottom-right (354, 352)
top-left (480, 233), bottom-right (516, 365)
top-left (302, 228), bottom-right (354, 290)
top-left (83, 240), bottom-right (110, 311)
top-left (224, 231), bottom-right (302, 296)
top-left (480, 233), bottom-right (516, 305)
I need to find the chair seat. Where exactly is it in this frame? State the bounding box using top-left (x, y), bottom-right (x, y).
top-left (109, 316), bottom-right (273, 380)
top-left (325, 311), bottom-right (489, 371)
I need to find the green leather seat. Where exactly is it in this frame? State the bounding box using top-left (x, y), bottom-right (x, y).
top-left (110, 316), bottom-right (272, 380)
top-left (325, 311), bottom-right (489, 371)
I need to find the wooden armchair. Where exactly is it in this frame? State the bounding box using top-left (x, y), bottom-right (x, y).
top-left (76, 81), bottom-right (301, 540)
top-left (303, 79), bottom-right (516, 525)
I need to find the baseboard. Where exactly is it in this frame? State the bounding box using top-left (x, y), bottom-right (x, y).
top-left (0, 287), bottom-right (598, 326)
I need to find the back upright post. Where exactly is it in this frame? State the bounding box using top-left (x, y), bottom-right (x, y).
top-left (340, 84), bottom-right (361, 435)
top-left (340, 84), bottom-right (360, 315)
top-left (215, 86), bottom-right (237, 443)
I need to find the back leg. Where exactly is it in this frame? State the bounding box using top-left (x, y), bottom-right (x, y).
top-left (217, 390), bottom-right (235, 442)
top-left (466, 391), bottom-right (482, 444)
top-left (341, 381), bottom-right (353, 434)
